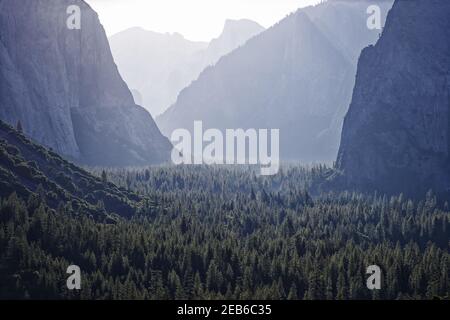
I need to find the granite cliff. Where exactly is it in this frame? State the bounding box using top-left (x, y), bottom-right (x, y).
top-left (0, 0), bottom-right (171, 166)
top-left (336, 0), bottom-right (450, 197)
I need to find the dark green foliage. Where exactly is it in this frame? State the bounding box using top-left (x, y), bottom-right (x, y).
top-left (0, 164), bottom-right (448, 300)
top-left (0, 120), bottom-right (144, 218)
top-left (0, 119), bottom-right (448, 300)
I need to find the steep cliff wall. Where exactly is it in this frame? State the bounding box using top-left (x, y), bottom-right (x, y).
top-left (336, 0), bottom-right (450, 197)
top-left (0, 0), bottom-right (171, 166)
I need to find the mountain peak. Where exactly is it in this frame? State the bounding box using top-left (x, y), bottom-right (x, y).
top-left (157, 0), bottom-right (393, 162)
top-left (224, 18), bottom-right (263, 29)
top-left (219, 19), bottom-right (264, 39)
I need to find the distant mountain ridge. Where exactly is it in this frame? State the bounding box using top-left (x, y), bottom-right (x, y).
top-left (0, 0), bottom-right (171, 166)
top-left (109, 28), bottom-right (208, 116)
top-left (109, 19), bottom-right (264, 116)
top-left (335, 0), bottom-right (450, 198)
top-left (157, 0), bottom-right (393, 162)
top-left (197, 19), bottom-right (266, 70)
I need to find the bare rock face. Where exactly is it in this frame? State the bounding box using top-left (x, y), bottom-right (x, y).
top-left (0, 0), bottom-right (171, 166)
top-left (336, 0), bottom-right (450, 197)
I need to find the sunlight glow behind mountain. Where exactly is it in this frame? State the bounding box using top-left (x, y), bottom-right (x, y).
top-left (86, 0), bottom-right (321, 41)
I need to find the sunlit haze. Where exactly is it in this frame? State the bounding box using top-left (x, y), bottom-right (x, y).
top-left (86, 0), bottom-right (322, 41)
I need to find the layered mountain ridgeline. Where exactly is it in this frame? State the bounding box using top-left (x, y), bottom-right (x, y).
top-left (0, 0), bottom-right (171, 166)
top-left (334, 0), bottom-right (450, 198)
top-left (109, 28), bottom-right (209, 116)
top-left (157, 0), bottom-right (393, 162)
top-left (109, 20), bottom-right (264, 116)
top-left (0, 120), bottom-right (146, 219)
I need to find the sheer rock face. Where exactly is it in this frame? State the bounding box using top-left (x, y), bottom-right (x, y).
top-left (336, 0), bottom-right (450, 197)
top-left (0, 0), bottom-right (171, 166)
top-left (157, 0), bottom-right (393, 162)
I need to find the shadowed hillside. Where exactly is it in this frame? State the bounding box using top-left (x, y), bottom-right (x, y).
top-left (0, 120), bottom-right (145, 219)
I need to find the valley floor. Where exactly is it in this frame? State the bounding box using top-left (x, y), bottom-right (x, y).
top-left (0, 165), bottom-right (448, 300)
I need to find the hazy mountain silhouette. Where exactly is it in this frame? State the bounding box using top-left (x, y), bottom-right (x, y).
top-left (157, 0), bottom-right (393, 162)
top-left (0, 0), bottom-right (171, 166)
top-left (110, 19), bottom-right (264, 116)
top-left (109, 28), bottom-right (208, 116)
top-left (194, 19), bottom-right (266, 70)
top-left (335, 0), bottom-right (450, 198)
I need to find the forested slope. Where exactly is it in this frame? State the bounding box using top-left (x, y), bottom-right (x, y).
top-left (1, 165), bottom-right (448, 299)
top-left (0, 120), bottom-right (144, 219)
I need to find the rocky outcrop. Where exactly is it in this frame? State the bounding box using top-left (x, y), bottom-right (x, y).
top-left (157, 0), bottom-right (393, 162)
top-left (336, 0), bottom-right (450, 197)
top-left (0, 0), bottom-right (171, 166)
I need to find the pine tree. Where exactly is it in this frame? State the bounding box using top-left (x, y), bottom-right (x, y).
top-left (16, 120), bottom-right (23, 133)
top-left (101, 170), bottom-right (108, 183)
top-left (287, 283), bottom-right (298, 300)
top-left (193, 272), bottom-right (204, 299)
top-left (325, 276), bottom-right (334, 300)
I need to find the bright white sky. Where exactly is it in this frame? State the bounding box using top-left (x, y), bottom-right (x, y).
top-left (86, 0), bottom-right (322, 41)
